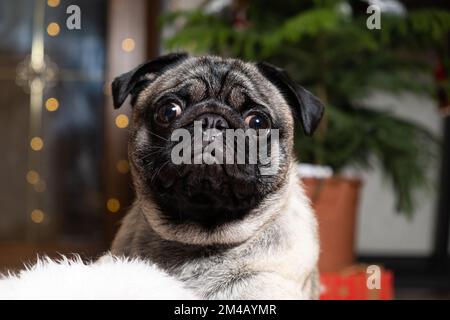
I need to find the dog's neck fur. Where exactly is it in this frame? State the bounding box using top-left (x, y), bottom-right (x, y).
top-left (113, 163), bottom-right (299, 253)
top-left (111, 163), bottom-right (319, 298)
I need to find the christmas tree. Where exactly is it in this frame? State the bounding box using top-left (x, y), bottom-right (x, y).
top-left (162, 0), bottom-right (450, 215)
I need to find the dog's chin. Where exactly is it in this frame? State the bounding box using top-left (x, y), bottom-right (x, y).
top-left (148, 163), bottom-right (264, 228)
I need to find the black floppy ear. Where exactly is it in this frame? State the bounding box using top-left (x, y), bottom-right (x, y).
top-left (112, 52), bottom-right (189, 109)
top-left (256, 62), bottom-right (325, 136)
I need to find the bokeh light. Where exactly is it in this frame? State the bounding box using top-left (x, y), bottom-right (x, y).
top-left (121, 38), bottom-right (136, 52)
top-left (26, 170), bottom-right (40, 185)
top-left (30, 137), bottom-right (44, 151)
top-left (116, 160), bottom-right (130, 174)
top-left (45, 98), bottom-right (59, 112)
top-left (47, 22), bottom-right (60, 37)
top-left (47, 0), bottom-right (60, 7)
top-left (31, 210), bottom-right (45, 224)
top-left (115, 114), bottom-right (129, 129)
top-left (107, 198), bottom-right (121, 213)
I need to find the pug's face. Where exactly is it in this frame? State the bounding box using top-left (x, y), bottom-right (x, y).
top-left (112, 53), bottom-right (323, 234)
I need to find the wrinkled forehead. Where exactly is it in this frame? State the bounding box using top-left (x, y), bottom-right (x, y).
top-left (137, 56), bottom-right (281, 111)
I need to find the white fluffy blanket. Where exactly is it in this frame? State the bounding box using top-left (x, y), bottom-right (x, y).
top-left (0, 254), bottom-right (197, 300)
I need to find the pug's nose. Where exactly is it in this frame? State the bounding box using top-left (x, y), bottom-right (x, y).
top-left (197, 113), bottom-right (229, 130)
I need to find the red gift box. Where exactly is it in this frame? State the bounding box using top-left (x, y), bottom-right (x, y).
top-left (320, 265), bottom-right (394, 300)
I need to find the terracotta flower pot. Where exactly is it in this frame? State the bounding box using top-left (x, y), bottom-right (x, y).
top-left (301, 177), bottom-right (362, 273)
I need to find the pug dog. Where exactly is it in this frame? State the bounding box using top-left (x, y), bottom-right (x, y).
top-left (110, 53), bottom-right (324, 299)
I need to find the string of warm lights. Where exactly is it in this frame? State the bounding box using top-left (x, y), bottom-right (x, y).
top-left (105, 27), bottom-right (136, 214)
top-left (26, 0), bottom-right (136, 224)
top-left (25, 0), bottom-right (63, 226)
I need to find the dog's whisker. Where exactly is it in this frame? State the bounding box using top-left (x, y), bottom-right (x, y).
top-left (133, 146), bottom-right (166, 157)
top-left (150, 160), bottom-right (169, 184)
top-left (148, 131), bottom-right (169, 142)
top-left (138, 150), bottom-right (165, 161)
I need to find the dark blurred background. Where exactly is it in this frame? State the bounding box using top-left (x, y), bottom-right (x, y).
top-left (0, 0), bottom-right (449, 299)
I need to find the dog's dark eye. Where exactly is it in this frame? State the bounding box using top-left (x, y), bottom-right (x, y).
top-left (155, 102), bottom-right (182, 124)
top-left (245, 113), bottom-right (270, 130)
